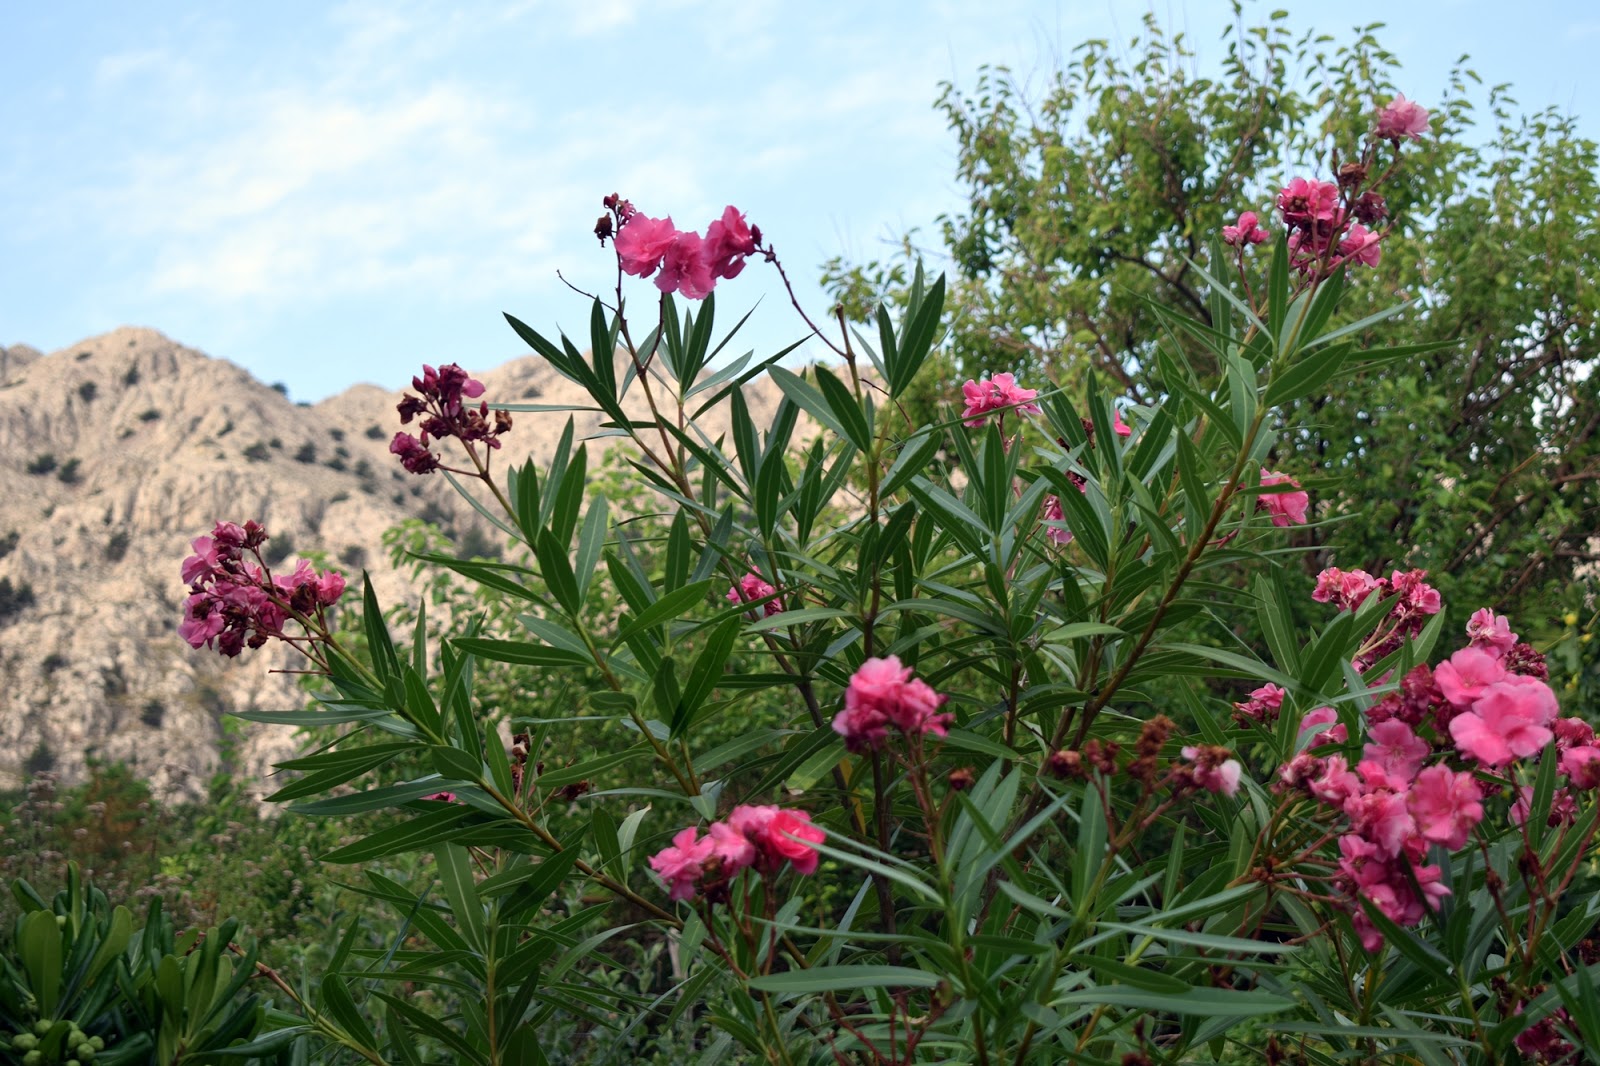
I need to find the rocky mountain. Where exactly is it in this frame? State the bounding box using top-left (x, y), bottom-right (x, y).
top-left (0, 327), bottom-right (790, 802)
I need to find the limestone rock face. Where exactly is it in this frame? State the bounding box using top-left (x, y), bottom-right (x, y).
top-left (0, 327), bottom-right (790, 800)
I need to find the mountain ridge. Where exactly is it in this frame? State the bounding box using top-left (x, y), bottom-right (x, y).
top-left (0, 326), bottom-right (789, 800)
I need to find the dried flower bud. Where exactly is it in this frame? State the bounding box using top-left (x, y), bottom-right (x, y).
top-left (594, 215), bottom-right (614, 242)
top-left (1136, 715), bottom-right (1175, 758)
top-left (1044, 749), bottom-right (1082, 779)
top-left (947, 767), bottom-right (976, 791)
top-left (1083, 739), bottom-right (1120, 776)
top-left (1353, 191), bottom-right (1387, 224)
top-left (557, 780), bottom-right (592, 802)
top-left (1337, 161), bottom-right (1368, 189)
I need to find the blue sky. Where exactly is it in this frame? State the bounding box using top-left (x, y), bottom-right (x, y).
top-left (3, 1), bottom-right (1597, 400)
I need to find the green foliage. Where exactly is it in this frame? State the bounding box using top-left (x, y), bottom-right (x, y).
top-left (825, 8), bottom-right (1600, 639)
top-left (0, 865), bottom-right (296, 1065)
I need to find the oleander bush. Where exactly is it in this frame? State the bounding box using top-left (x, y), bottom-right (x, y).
top-left (160, 88), bottom-right (1600, 1066)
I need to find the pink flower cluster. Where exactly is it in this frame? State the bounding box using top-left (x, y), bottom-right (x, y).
top-left (392, 363), bottom-right (511, 475)
top-left (832, 656), bottom-right (953, 752)
top-left (612, 205), bottom-right (758, 301)
top-left (179, 521), bottom-right (345, 658)
top-left (1281, 608), bottom-right (1589, 951)
top-left (960, 373), bottom-right (1040, 428)
top-left (1275, 178), bottom-right (1384, 275)
top-left (1221, 211), bottom-right (1270, 247)
top-left (647, 804), bottom-right (824, 902)
top-left (1232, 682), bottom-right (1286, 726)
top-left (726, 571), bottom-right (783, 617)
top-left (1257, 471), bottom-right (1310, 527)
top-left (1312, 566), bottom-right (1442, 670)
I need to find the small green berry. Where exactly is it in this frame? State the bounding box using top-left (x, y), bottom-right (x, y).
top-left (33, 1020), bottom-right (53, 1035)
top-left (67, 1059), bottom-right (82, 1066)
top-left (55, 915), bottom-right (67, 927)
top-left (89, 1037), bottom-right (104, 1051)
top-left (23, 1050), bottom-right (43, 1066)
top-left (13, 1034), bottom-right (38, 1050)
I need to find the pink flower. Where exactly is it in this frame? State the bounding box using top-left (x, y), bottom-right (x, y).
top-left (1258, 471), bottom-right (1309, 527)
top-left (1466, 608), bottom-right (1517, 655)
top-left (707, 821), bottom-right (757, 871)
top-left (1113, 408), bottom-right (1133, 437)
top-left (1553, 716), bottom-right (1596, 750)
top-left (1337, 224), bottom-right (1383, 268)
top-left (1181, 746), bottom-right (1243, 797)
top-left (1221, 211), bottom-right (1270, 246)
top-left (1388, 569), bottom-right (1442, 619)
top-left (182, 535), bottom-right (221, 584)
top-left (390, 431), bottom-right (441, 475)
top-left (1343, 789), bottom-right (1415, 858)
top-left (1309, 755), bottom-right (1362, 805)
top-left (1277, 178), bottom-right (1342, 226)
top-left (725, 805), bottom-right (825, 875)
top-left (1449, 675), bottom-right (1559, 767)
top-left (1375, 95), bottom-right (1430, 142)
top-left (615, 214), bottom-right (680, 279)
top-left (1559, 745), bottom-right (1600, 790)
top-left (1312, 567), bottom-right (1383, 611)
top-left (1299, 706), bottom-right (1348, 747)
top-left (1407, 765), bottom-right (1482, 849)
top-left (656, 230), bottom-right (715, 300)
top-left (1234, 683), bottom-right (1287, 725)
top-left (833, 656), bottom-right (952, 751)
top-left (648, 827), bottom-right (716, 901)
top-left (960, 373), bottom-right (1040, 428)
top-left (1361, 720), bottom-right (1430, 785)
top-left (704, 205), bottom-right (757, 280)
top-left (1040, 496), bottom-right (1073, 545)
top-left (1433, 646), bottom-right (1507, 708)
top-left (727, 572), bottom-right (782, 617)
top-left (316, 571), bottom-right (347, 606)
top-left (423, 791), bottom-right (459, 803)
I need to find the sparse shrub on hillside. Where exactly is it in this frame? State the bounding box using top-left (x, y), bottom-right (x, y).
top-left (140, 699), bottom-right (163, 727)
top-left (25, 453), bottom-right (55, 476)
top-left (105, 529), bottom-right (130, 562)
top-left (329, 428), bottom-right (344, 442)
top-left (338, 545), bottom-right (366, 569)
top-left (123, 364), bottom-right (141, 387)
top-left (0, 577), bottom-right (35, 622)
top-left (0, 531), bottom-right (16, 559)
top-left (292, 442), bottom-right (316, 464)
top-left (270, 381), bottom-right (288, 396)
top-left (261, 534), bottom-right (294, 567)
top-left (364, 423), bottom-right (385, 440)
top-left (40, 653), bottom-right (67, 675)
top-left (22, 742), bottom-right (52, 775)
top-left (323, 455), bottom-right (346, 472)
top-left (55, 457), bottom-right (81, 485)
top-left (242, 440), bottom-right (271, 462)
top-left (76, 380), bottom-right (97, 403)
top-left (137, 407), bottom-right (161, 422)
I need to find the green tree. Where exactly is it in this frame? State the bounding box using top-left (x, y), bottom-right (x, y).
top-left (825, 8), bottom-right (1600, 638)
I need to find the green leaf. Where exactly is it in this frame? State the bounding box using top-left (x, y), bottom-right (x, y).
top-left (453, 637), bottom-right (594, 670)
top-left (1052, 984), bottom-right (1293, 1017)
top-left (436, 844), bottom-right (485, 950)
top-left (614, 579), bottom-right (714, 648)
top-left (768, 366), bottom-right (852, 441)
top-left (748, 965), bottom-right (942, 994)
top-left (813, 366), bottom-right (872, 450)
